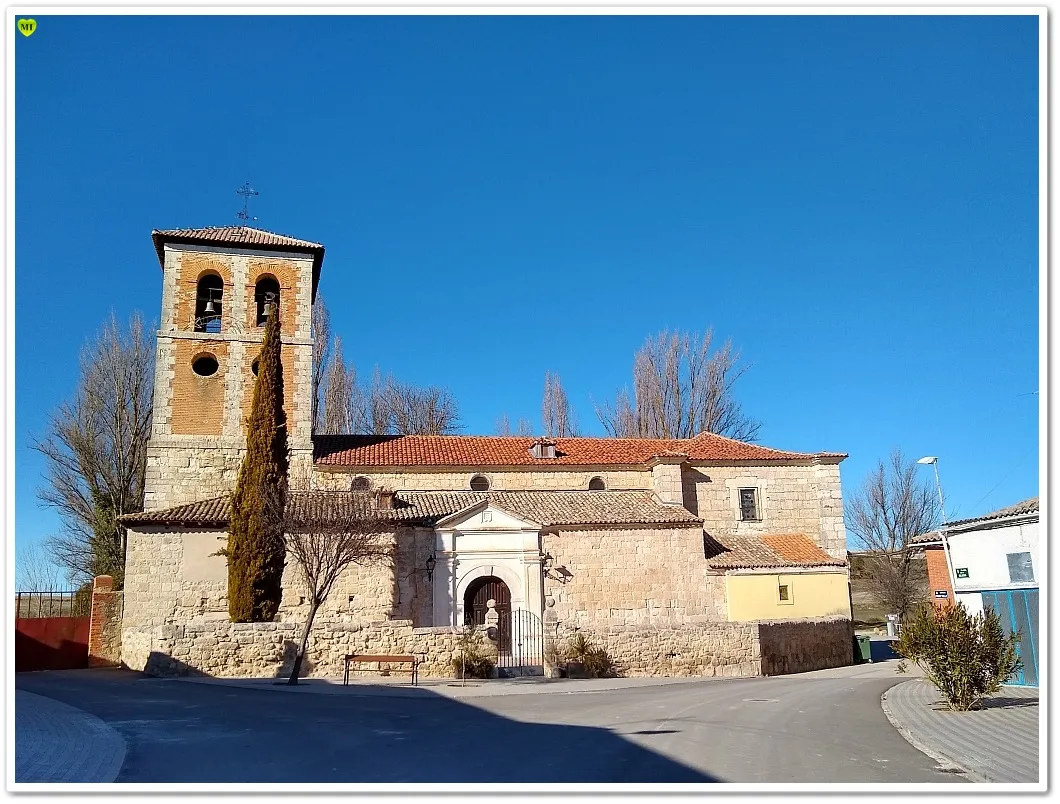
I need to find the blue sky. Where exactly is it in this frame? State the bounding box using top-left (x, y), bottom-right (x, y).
top-left (14, 14), bottom-right (1039, 567)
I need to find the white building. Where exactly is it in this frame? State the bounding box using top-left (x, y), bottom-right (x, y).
top-left (915, 497), bottom-right (1039, 687)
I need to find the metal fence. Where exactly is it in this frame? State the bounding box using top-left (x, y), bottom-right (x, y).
top-left (15, 591), bottom-right (90, 619)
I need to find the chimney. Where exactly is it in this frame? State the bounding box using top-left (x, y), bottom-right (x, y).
top-left (372, 487), bottom-right (396, 510)
top-left (529, 437), bottom-right (558, 460)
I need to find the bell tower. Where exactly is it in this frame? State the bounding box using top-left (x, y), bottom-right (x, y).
top-left (143, 226), bottom-right (325, 511)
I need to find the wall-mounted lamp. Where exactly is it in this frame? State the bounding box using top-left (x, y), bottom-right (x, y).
top-left (425, 553), bottom-right (436, 583)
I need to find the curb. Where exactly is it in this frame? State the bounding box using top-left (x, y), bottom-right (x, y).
top-left (879, 682), bottom-right (986, 783)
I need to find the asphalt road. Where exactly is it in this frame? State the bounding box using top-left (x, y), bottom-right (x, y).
top-left (15, 668), bottom-right (963, 784)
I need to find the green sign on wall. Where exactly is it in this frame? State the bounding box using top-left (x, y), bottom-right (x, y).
top-left (955, 568), bottom-right (970, 579)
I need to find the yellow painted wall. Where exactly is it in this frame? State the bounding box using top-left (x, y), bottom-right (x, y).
top-left (726, 572), bottom-right (851, 622)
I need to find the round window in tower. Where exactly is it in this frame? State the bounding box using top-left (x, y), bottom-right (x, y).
top-left (192, 354), bottom-right (219, 377)
top-left (351, 476), bottom-right (371, 492)
top-left (588, 476), bottom-right (606, 491)
top-left (469, 474), bottom-right (490, 492)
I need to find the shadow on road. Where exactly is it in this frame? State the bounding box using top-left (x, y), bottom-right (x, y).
top-left (16, 668), bottom-right (718, 783)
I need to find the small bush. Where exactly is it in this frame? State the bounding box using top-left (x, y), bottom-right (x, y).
top-left (566, 632), bottom-right (617, 678)
top-left (451, 626), bottom-right (496, 679)
top-left (892, 602), bottom-right (1022, 711)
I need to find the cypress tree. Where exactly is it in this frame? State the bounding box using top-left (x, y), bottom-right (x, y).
top-left (226, 306), bottom-right (289, 622)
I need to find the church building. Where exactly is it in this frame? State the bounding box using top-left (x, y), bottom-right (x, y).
top-left (119, 226), bottom-right (855, 679)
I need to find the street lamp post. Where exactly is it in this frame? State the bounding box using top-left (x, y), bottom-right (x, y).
top-left (917, 456), bottom-right (956, 596)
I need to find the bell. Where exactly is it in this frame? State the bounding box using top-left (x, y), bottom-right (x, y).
top-left (204, 299), bottom-right (216, 314)
top-left (263, 301), bottom-right (274, 316)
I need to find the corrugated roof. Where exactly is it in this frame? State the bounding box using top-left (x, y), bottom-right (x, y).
top-left (313, 432), bottom-right (845, 468)
top-left (120, 490), bottom-right (702, 529)
top-left (704, 532), bottom-right (844, 570)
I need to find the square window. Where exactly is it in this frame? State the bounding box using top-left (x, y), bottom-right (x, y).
top-left (1006, 552), bottom-right (1035, 584)
top-left (739, 488), bottom-right (759, 521)
top-left (778, 583), bottom-right (792, 604)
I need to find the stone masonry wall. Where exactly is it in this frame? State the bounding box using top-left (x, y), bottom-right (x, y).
top-left (314, 468), bottom-right (650, 493)
top-left (683, 462), bottom-right (847, 560)
top-left (757, 617), bottom-right (854, 675)
top-left (125, 619), bottom-right (463, 679)
top-left (541, 527), bottom-right (728, 630)
top-left (549, 622), bottom-right (763, 678)
top-left (121, 524), bottom-right (434, 667)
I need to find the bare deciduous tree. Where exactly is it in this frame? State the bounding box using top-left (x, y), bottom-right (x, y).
top-left (313, 314), bottom-right (462, 436)
top-left (311, 295), bottom-right (331, 434)
top-left (383, 379), bottom-right (460, 436)
top-left (845, 448), bottom-right (941, 619)
top-left (516, 418), bottom-right (535, 437)
top-left (594, 329), bottom-right (760, 442)
top-left (33, 312), bottom-right (154, 588)
top-left (542, 371), bottom-right (578, 438)
top-left (16, 542), bottom-right (64, 592)
top-left (268, 478), bottom-right (394, 685)
top-left (321, 337), bottom-right (359, 435)
top-left (495, 413), bottom-right (512, 435)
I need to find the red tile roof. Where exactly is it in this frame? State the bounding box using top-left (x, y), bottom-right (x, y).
top-left (151, 226), bottom-right (325, 297)
top-left (313, 432), bottom-right (845, 468)
top-left (704, 533), bottom-right (845, 570)
top-left (119, 490), bottom-right (702, 529)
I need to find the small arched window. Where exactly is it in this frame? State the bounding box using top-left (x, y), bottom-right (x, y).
top-left (351, 476), bottom-right (371, 492)
top-left (255, 276), bottom-right (280, 327)
top-left (194, 274), bottom-right (224, 333)
top-left (470, 474), bottom-right (490, 492)
top-left (588, 476), bottom-right (606, 491)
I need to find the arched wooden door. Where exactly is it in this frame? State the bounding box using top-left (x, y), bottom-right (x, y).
top-left (464, 576), bottom-right (512, 652)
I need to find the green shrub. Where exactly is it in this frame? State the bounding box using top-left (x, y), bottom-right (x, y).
top-left (451, 626), bottom-right (496, 679)
top-left (566, 632), bottom-right (617, 678)
top-left (893, 602), bottom-right (1022, 711)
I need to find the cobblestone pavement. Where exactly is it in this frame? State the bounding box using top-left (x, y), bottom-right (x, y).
top-left (14, 689), bottom-right (127, 784)
top-left (881, 680), bottom-right (1040, 784)
top-left (16, 665), bottom-right (962, 784)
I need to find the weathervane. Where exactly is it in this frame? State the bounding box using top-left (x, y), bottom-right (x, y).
top-left (236, 181), bottom-right (259, 225)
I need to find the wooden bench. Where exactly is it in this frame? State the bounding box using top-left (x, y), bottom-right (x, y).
top-left (343, 654), bottom-right (419, 686)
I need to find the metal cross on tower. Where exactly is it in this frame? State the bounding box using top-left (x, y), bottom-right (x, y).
top-left (236, 181), bottom-right (259, 224)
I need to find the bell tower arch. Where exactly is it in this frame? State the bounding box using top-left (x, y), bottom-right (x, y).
top-left (144, 226), bottom-right (325, 510)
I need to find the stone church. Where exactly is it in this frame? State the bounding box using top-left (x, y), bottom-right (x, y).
top-left (119, 225), bottom-right (854, 679)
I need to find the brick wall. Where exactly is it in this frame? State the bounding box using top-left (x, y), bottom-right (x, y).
top-left (170, 340), bottom-right (228, 435)
top-left (88, 575), bottom-right (124, 668)
top-left (246, 258), bottom-right (302, 338)
top-left (924, 545), bottom-right (954, 606)
top-left (144, 244), bottom-right (315, 512)
top-left (174, 253), bottom-right (233, 332)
